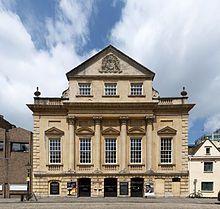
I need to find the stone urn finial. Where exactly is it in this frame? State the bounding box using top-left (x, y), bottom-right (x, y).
top-left (181, 86), bottom-right (187, 97)
top-left (34, 87), bottom-right (41, 97)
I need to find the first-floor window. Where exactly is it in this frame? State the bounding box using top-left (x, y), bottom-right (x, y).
top-left (160, 137), bottom-right (172, 163)
top-left (130, 137), bottom-right (142, 163)
top-left (80, 138), bottom-right (91, 163)
top-left (105, 138), bottom-right (116, 163)
top-left (204, 162), bottom-right (213, 172)
top-left (11, 142), bottom-right (29, 152)
top-left (201, 182), bottom-right (213, 192)
top-left (49, 139), bottom-right (61, 164)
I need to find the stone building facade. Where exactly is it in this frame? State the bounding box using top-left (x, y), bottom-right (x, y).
top-left (0, 115), bottom-right (32, 198)
top-left (27, 45), bottom-right (194, 197)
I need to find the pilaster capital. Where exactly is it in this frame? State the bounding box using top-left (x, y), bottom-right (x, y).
top-left (145, 115), bottom-right (155, 125)
top-left (93, 116), bottom-right (102, 125)
top-left (120, 116), bottom-right (128, 125)
top-left (66, 116), bottom-right (76, 125)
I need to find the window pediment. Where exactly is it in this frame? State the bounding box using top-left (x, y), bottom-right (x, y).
top-left (102, 127), bottom-right (120, 136)
top-left (45, 127), bottom-right (64, 136)
top-left (128, 127), bottom-right (145, 135)
top-left (75, 127), bottom-right (94, 136)
top-left (157, 126), bottom-right (177, 135)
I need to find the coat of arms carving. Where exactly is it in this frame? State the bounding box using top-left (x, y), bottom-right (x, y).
top-left (99, 54), bottom-right (122, 73)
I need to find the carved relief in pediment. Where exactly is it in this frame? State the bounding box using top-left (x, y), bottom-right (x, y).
top-left (99, 54), bottom-right (122, 74)
top-left (75, 127), bottom-right (94, 136)
top-left (45, 127), bottom-right (64, 136)
top-left (157, 126), bottom-right (177, 135)
top-left (102, 127), bottom-right (120, 136)
top-left (128, 127), bottom-right (145, 135)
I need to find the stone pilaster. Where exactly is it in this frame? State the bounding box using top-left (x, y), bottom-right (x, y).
top-left (120, 116), bottom-right (128, 172)
top-left (66, 116), bottom-right (76, 171)
top-left (94, 116), bottom-right (102, 171)
top-left (145, 115), bottom-right (154, 171)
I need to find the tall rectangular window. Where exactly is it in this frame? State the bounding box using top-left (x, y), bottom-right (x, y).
top-left (80, 138), bottom-right (91, 163)
top-left (104, 83), bottom-right (117, 96)
top-left (205, 147), bottom-right (211, 155)
top-left (49, 139), bottom-right (61, 164)
top-left (105, 138), bottom-right (116, 163)
top-left (160, 138), bottom-right (172, 163)
top-left (79, 83), bottom-right (91, 96)
top-left (204, 162), bottom-right (213, 172)
top-left (0, 141), bottom-right (3, 151)
top-left (201, 182), bottom-right (213, 192)
top-left (130, 83), bottom-right (143, 96)
top-left (130, 138), bottom-right (142, 163)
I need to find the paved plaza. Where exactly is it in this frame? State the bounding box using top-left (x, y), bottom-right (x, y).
top-left (0, 197), bottom-right (219, 209)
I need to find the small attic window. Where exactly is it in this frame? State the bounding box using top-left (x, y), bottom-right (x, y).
top-left (205, 147), bottom-right (211, 155)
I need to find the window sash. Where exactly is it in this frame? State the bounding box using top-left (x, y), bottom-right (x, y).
top-left (160, 138), bottom-right (172, 164)
top-left (130, 138), bottom-right (142, 163)
top-left (11, 142), bottom-right (29, 152)
top-left (80, 138), bottom-right (91, 164)
top-left (130, 83), bottom-right (143, 96)
top-left (105, 138), bottom-right (116, 164)
top-left (104, 83), bottom-right (117, 96)
top-left (49, 139), bottom-right (61, 164)
top-left (204, 162), bottom-right (213, 172)
top-left (79, 83), bottom-right (91, 96)
top-left (201, 182), bottom-right (213, 191)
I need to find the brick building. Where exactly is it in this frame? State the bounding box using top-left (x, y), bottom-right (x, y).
top-left (0, 115), bottom-right (32, 198)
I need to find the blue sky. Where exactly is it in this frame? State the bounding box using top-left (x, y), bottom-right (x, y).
top-left (1, 0), bottom-right (220, 144)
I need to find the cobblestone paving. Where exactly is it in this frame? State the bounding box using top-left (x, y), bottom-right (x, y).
top-left (0, 198), bottom-right (219, 209)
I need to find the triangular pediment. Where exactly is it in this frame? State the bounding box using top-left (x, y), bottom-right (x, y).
top-left (75, 127), bottom-right (94, 136)
top-left (66, 45), bottom-right (155, 80)
top-left (45, 127), bottom-right (64, 136)
top-left (102, 127), bottom-right (120, 136)
top-left (157, 126), bottom-right (177, 135)
top-left (128, 127), bottom-right (145, 135)
top-left (193, 139), bottom-right (220, 156)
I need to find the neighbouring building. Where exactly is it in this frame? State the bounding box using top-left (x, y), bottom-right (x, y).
top-left (189, 131), bottom-right (220, 198)
top-left (27, 45), bottom-right (194, 197)
top-left (0, 115), bottom-right (32, 198)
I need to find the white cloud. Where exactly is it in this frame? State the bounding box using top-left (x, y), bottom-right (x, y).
top-left (204, 114), bottom-right (220, 133)
top-left (110, 0), bottom-right (220, 132)
top-left (0, 0), bottom-right (95, 129)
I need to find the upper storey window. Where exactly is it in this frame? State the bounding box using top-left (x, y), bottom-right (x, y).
top-left (79, 83), bottom-right (91, 96)
top-left (104, 83), bottom-right (117, 96)
top-left (130, 83), bottom-right (143, 96)
top-left (11, 142), bottom-right (29, 152)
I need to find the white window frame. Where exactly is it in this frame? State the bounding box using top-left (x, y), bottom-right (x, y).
top-left (49, 138), bottom-right (61, 164)
top-left (160, 137), bottom-right (172, 164)
top-left (104, 83), bottom-right (117, 96)
top-left (79, 138), bottom-right (91, 164)
top-left (105, 138), bottom-right (117, 164)
top-left (130, 83), bottom-right (143, 96)
top-left (78, 83), bottom-right (91, 96)
top-left (130, 137), bottom-right (142, 164)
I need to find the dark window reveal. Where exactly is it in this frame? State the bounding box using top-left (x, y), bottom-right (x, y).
top-left (0, 141), bottom-right (3, 151)
top-left (11, 142), bottom-right (29, 152)
top-left (50, 182), bottom-right (60, 195)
